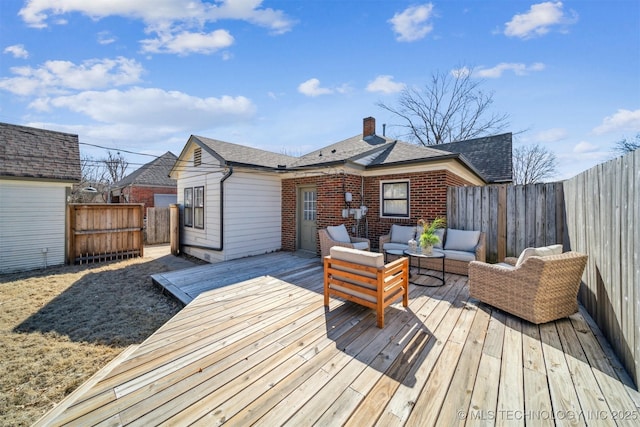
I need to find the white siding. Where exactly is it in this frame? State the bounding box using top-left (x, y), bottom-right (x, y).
top-left (0, 180), bottom-right (69, 273)
top-left (175, 145), bottom-right (282, 262)
top-left (223, 171), bottom-right (281, 260)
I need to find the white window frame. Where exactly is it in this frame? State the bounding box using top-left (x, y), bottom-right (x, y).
top-left (194, 186), bottom-right (204, 229)
top-left (380, 180), bottom-right (410, 218)
top-left (184, 188), bottom-right (193, 227)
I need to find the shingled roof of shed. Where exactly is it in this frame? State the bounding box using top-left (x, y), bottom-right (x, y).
top-left (0, 122), bottom-right (81, 182)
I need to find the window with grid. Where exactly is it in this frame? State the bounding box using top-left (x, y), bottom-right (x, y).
top-left (303, 190), bottom-right (317, 221)
top-left (184, 188), bottom-right (193, 227)
top-left (194, 186), bottom-right (204, 229)
top-left (381, 181), bottom-right (409, 217)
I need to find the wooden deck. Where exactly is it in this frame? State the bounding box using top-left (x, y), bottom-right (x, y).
top-left (36, 253), bottom-right (640, 426)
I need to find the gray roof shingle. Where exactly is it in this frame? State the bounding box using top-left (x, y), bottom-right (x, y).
top-left (193, 135), bottom-right (297, 169)
top-left (114, 151), bottom-right (177, 188)
top-left (435, 133), bottom-right (513, 183)
top-left (0, 122), bottom-right (81, 182)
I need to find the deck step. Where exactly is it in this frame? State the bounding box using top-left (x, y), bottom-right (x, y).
top-left (33, 344), bottom-right (139, 426)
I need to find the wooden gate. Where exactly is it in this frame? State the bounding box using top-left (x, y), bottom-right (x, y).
top-left (146, 207), bottom-right (171, 244)
top-left (67, 204), bottom-right (144, 264)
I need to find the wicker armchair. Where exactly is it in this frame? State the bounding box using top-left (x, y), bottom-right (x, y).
top-left (469, 251), bottom-right (588, 324)
top-left (318, 227), bottom-right (370, 258)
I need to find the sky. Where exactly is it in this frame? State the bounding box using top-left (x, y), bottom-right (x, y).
top-left (1, 0), bottom-right (639, 181)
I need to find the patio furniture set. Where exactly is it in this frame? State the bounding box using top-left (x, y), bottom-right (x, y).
top-left (321, 223), bottom-right (588, 328)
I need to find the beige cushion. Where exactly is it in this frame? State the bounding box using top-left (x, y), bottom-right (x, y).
top-left (390, 224), bottom-right (416, 244)
top-left (330, 246), bottom-right (384, 268)
top-left (515, 244), bottom-right (563, 267)
top-left (327, 224), bottom-right (351, 243)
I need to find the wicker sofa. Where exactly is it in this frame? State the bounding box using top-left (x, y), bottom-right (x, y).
top-left (469, 251), bottom-right (588, 324)
top-left (324, 246), bottom-right (409, 328)
top-left (318, 225), bottom-right (370, 258)
top-left (379, 225), bottom-right (486, 276)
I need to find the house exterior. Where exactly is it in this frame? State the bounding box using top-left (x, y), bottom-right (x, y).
top-left (0, 122), bottom-right (81, 273)
top-left (171, 117), bottom-right (511, 263)
top-left (111, 151), bottom-right (178, 210)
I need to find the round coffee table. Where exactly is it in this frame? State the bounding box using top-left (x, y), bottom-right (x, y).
top-left (383, 248), bottom-right (405, 263)
top-left (403, 249), bottom-right (445, 286)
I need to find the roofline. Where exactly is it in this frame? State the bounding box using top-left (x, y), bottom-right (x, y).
top-left (364, 152), bottom-right (488, 183)
top-left (0, 174), bottom-right (79, 184)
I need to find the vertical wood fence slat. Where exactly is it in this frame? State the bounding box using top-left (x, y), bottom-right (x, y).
top-left (146, 207), bottom-right (171, 244)
top-left (449, 152), bottom-right (638, 388)
top-left (66, 204), bottom-right (144, 264)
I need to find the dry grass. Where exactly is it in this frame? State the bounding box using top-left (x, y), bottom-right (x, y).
top-left (0, 256), bottom-right (184, 426)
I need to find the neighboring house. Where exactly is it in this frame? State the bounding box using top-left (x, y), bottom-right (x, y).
top-left (0, 122), bottom-right (81, 273)
top-left (171, 117), bottom-right (512, 263)
top-left (111, 151), bottom-right (178, 210)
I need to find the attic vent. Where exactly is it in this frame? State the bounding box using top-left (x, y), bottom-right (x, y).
top-left (194, 147), bottom-right (202, 167)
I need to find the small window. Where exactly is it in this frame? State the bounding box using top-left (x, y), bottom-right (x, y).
top-left (184, 188), bottom-right (193, 227)
top-left (194, 186), bottom-right (204, 229)
top-left (381, 181), bottom-right (409, 217)
top-left (194, 147), bottom-right (202, 167)
top-left (303, 190), bottom-right (317, 221)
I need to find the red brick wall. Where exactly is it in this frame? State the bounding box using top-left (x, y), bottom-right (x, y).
top-left (282, 169), bottom-right (477, 253)
top-left (119, 186), bottom-right (177, 210)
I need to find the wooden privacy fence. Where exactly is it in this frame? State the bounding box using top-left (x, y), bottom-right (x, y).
top-left (563, 150), bottom-right (639, 388)
top-left (146, 207), bottom-right (170, 244)
top-left (448, 151), bottom-right (639, 388)
top-left (67, 204), bottom-right (144, 264)
top-left (447, 183), bottom-right (565, 263)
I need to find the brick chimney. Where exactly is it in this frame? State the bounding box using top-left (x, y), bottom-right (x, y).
top-left (363, 117), bottom-right (375, 138)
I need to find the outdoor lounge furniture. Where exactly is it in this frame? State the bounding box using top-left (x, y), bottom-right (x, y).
top-left (379, 226), bottom-right (486, 276)
top-left (468, 249), bottom-right (588, 324)
top-left (324, 246), bottom-right (409, 328)
top-left (318, 224), bottom-right (370, 258)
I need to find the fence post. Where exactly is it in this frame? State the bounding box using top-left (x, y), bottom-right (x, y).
top-left (170, 204), bottom-right (180, 255)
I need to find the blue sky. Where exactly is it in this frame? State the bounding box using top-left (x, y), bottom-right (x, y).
top-left (1, 0), bottom-right (639, 180)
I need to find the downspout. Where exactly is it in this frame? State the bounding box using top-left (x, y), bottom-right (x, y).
top-left (181, 165), bottom-right (233, 252)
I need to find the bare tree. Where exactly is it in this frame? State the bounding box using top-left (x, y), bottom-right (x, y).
top-left (377, 67), bottom-right (510, 146)
top-left (613, 133), bottom-right (640, 155)
top-left (512, 144), bottom-right (558, 184)
top-left (102, 151), bottom-right (129, 184)
top-left (69, 155), bottom-right (108, 202)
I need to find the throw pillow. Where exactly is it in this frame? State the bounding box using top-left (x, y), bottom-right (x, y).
top-left (433, 228), bottom-right (445, 249)
top-left (443, 229), bottom-right (481, 252)
top-left (326, 224), bottom-right (351, 243)
top-left (515, 247), bottom-right (537, 267)
top-left (390, 224), bottom-right (417, 244)
top-left (534, 244), bottom-right (563, 257)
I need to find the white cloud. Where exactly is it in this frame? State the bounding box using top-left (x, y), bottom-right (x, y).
top-left (593, 109), bottom-right (640, 135)
top-left (474, 62), bottom-right (545, 78)
top-left (97, 31), bottom-right (116, 45)
top-left (504, 1), bottom-right (578, 39)
top-left (389, 3), bottom-right (435, 42)
top-left (0, 57), bottom-right (144, 96)
top-left (18, 1), bottom-right (294, 56)
top-left (31, 87), bottom-right (255, 128)
top-left (573, 141), bottom-right (598, 153)
top-left (3, 44), bottom-right (29, 59)
top-left (141, 29), bottom-right (234, 55)
top-left (298, 78), bottom-right (333, 97)
top-left (366, 75), bottom-right (405, 94)
top-left (535, 128), bottom-right (568, 143)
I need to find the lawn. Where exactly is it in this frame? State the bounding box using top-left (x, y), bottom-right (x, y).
top-left (0, 256), bottom-right (184, 426)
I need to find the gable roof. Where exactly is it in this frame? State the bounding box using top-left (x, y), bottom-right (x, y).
top-left (435, 133), bottom-right (513, 183)
top-left (191, 135), bottom-right (297, 169)
top-left (0, 122), bottom-right (81, 182)
top-left (114, 151), bottom-right (177, 188)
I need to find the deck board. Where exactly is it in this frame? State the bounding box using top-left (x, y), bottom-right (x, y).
top-left (36, 252), bottom-right (640, 426)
